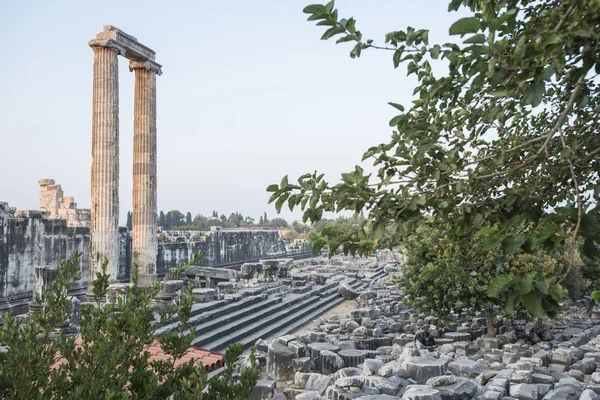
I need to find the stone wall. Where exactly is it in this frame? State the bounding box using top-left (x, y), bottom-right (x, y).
top-left (1, 203), bottom-right (292, 312)
top-left (0, 202), bottom-right (90, 312)
top-left (156, 230), bottom-right (287, 274)
top-left (39, 179), bottom-right (90, 228)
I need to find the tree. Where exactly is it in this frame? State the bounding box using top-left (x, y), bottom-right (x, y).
top-left (263, 212), bottom-right (268, 224)
top-left (259, 216), bottom-right (264, 226)
top-left (292, 221), bottom-right (311, 234)
top-left (126, 211), bottom-right (132, 231)
top-left (186, 212), bottom-right (192, 225)
top-left (0, 252), bottom-right (259, 398)
top-left (400, 219), bottom-right (562, 336)
top-left (159, 210), bottom-right (166, 227)
top-left (268, 218), bottom-right (289, 229)
top-left (269, 0), bottom-right (600, 318)
top-left (283, 230), bottom-right (300, 243)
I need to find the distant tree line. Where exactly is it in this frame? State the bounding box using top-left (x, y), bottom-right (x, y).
top-left (139, 209), bottom-right (292, 231)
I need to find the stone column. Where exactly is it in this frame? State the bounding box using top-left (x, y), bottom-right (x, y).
top-left (130, 60), bottom-right (162, 286)
top-left (88, 39), bottom-right (124, 295)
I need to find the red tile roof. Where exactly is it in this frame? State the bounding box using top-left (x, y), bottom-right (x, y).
top-left (51, 336), bottom-right (223, 374)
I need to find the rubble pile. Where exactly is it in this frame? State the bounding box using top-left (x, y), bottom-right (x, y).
top-left (244, 256), bottom-right (600, 400)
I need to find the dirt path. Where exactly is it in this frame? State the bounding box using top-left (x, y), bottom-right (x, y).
top-left (292, 300), bottom-right (358, 333)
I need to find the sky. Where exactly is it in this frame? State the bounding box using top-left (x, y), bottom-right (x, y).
top-left (0, 1), bottom-right (466, 224)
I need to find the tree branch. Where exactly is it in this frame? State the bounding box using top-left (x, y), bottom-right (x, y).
top-left (474, 74), bottom-right (585, 180)
top-left (557, 133), bottom-right (583, 285)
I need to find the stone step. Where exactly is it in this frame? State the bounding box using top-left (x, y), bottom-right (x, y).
top-left (191, 289), bottom-right (329, 348)
top-left (206, 280), bottom-right (365, 352)
top-left (154, 295), bottom-right (269, 336)
top-left (186, 296), bottom-right (285, 338)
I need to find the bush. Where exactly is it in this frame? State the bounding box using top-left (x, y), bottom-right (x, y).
top-left (0, 252), bottom-right (259, 398)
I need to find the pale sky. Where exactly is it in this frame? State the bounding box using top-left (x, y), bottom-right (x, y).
top-left (0, 1), bottom-right (466, 224)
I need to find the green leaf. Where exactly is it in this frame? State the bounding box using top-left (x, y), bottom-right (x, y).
top-left (592, 290), bottom-right (600, 302)
top-left (515, 275), bottom-right (533, 294)
top-left (449, 17), bottom-right (481, 36)
top-left (487, 274), bottom-right (514, 297)
top-left (502, 235), bottom-right (526, 255)
top-left (541, 295), bottom-right (562, 313)
top-left (389, 115), bottom-right (403, 127)
top-left (521, 290), bottom-right (546, 318)
top-left (275, 194), bottom-right (288, 213)
top-left (321, 26), bottom-right (346, 40)
top-left (549, 284), bottom-right (565, 302)
top-left (430, 45), bottom-right (441, 59)
top-left (303, 4), bottom-right (326, 14)
top-left (534, 280), bottom-right (548, 295)
top-left (463, 34), bottom-right (486, 44)
top-left (525, 79), bottom-right (545, 107)
top-left (388, 102), bottom-right (405, 112)
top-left (393, 46), bottom-right (404, 68)
top-left (266, 184), bottom-right (279, 192)
top-left (505, 291), bottom-right (519, 315)
top-left (475, 227), bottom-right (497, 237)
top-left (280, 175), bottom-right (288, 189)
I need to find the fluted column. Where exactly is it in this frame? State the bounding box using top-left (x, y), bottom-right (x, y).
top-left (130, 60), bottom-right (162, 286)
top-left (88, 40), bottom-right (124, 296)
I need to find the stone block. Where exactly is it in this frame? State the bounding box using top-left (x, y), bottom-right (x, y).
top-left (509, 383), bottom-right (538, 400)
top-left (447, 359), bottom-right (488, 378)
top-left (401, 357), bottom-right (446, 384)
top-left (248, 380), bottom-right (276, 400)
top-left (267, 341), bottom-right (296, 382)
top-left (402, 385), bottom-right (442, 400)
top-left (305, 373), bottom-right (332, 395)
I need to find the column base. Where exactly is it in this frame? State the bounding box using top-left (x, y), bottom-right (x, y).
top-left (136, 273), bottom-right (159, 287)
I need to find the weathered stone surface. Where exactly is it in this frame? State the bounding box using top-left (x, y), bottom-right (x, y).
top-left (435, 378), bottom-right (478, 400)
top-left (89, 41), bottom-right (121, 289)
top-left (402, 385), bottom-right (442, 400)
top-left (319, 350), bottom-right (345, 375)
top-left (581, 389), bottom-right (600, 400)
top-left (295, 391), bottom-right (321, 400)
top-left (293, 357), bottom-right (316, 372)
top-left (363, 375), bottom-right (406, 396)
top-left (509, 383), bottom-right (538, 400)
top-left (248, 380), bottom-right (276, 400)
top-left (338, 282), bottom-right (360, 300)
top-left (447, 359), bottom-right (487, 378)
top-left (305, 373), bottom-right (332, 395)
top-left (402, 357), bottom-right (447, 384)
top-left (569, 357), bottom-right (597, 374)
top-left (267, 341), bottom-right (296, 381)
top-left (363, 359), bottom-right (385, 375)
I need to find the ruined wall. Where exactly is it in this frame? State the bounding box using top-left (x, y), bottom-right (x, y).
top-left (0, 202), bottom-right (90, 311)
top-left (156, 230), bottom-right (286, 274)
top-left (1, 203), bottom-right (291, 313)
top-left (39, 179), bottom-right (90, 228)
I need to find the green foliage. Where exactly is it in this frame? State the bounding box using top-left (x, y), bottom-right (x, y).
top-left (399, 220), bottom-right (562, 323)
top-left (487, 273), bottom-right (563, 318)
top-left (269, 0), bottom-right (600, 318)
top-left (0, 252), bottom-right (259, 398)
top-left (283, 229), bottom-right (300, 243)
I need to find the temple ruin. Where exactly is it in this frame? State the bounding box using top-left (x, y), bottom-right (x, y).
top-left (89, 25), bottom-right (161, 290)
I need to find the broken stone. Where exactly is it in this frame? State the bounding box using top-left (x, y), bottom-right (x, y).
top-left (402, 357), bottom-right (447, 384)
top-left (267, 341), bottom-right (296, 381)
top-left (304, 373), bottom-right (332, 395)
top-left (402, 385), bottom-right (442, 400)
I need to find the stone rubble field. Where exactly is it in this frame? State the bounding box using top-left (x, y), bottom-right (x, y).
top-left (243, 253), bottom-right (600, 400)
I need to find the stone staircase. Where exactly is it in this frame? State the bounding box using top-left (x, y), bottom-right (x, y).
top-left (154, 279), bottom-right (366, 353)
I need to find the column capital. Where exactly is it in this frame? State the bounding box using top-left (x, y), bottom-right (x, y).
top-left (89, 38), bottom-right (126, 57)
top-left (129, 60), bottom-right (163, 76)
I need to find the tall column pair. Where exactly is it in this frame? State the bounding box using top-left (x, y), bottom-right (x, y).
top-left (89, 40), bottom-right (160, 294)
